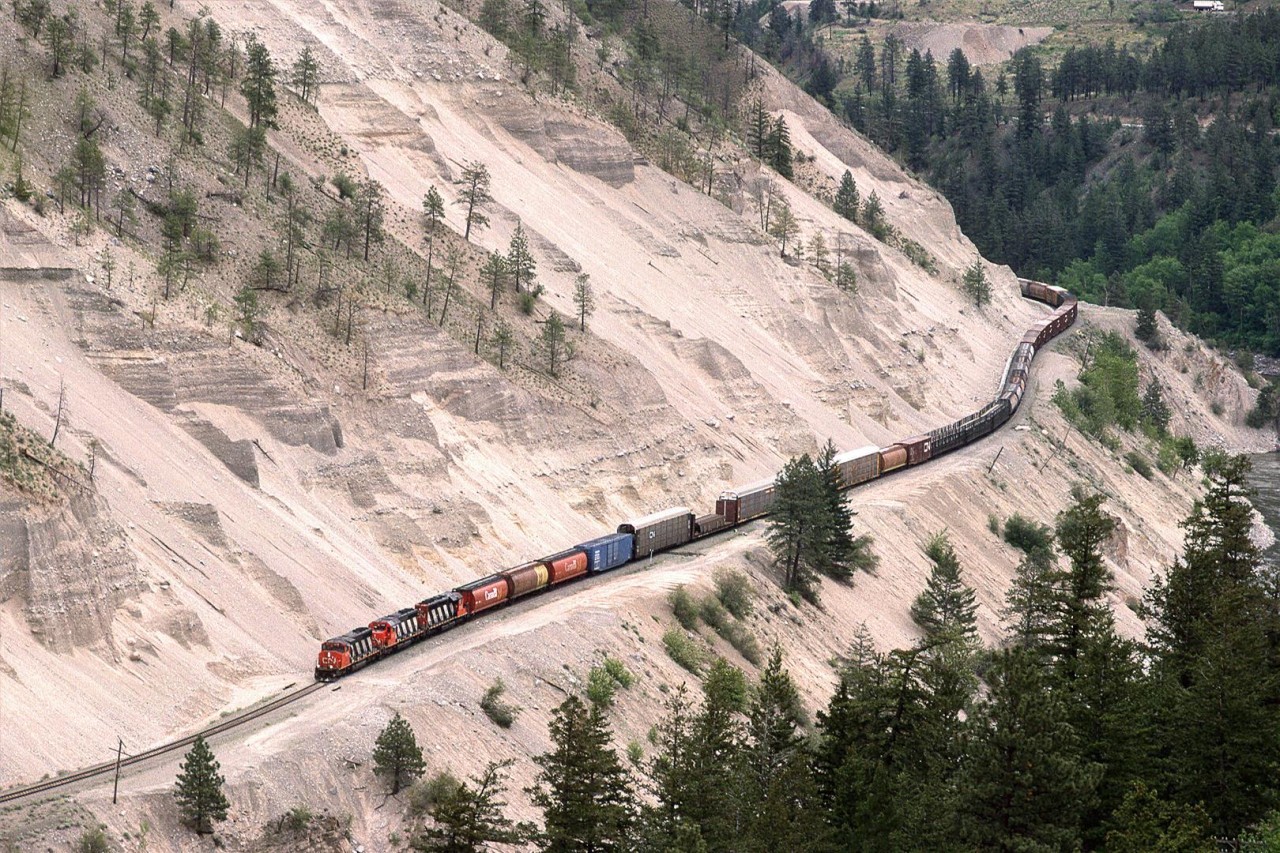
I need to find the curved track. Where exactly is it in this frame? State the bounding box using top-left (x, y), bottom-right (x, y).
top-left (0, 682), bottom-right (326, 805)
top-left (3, 280), bottom-right (1077, 803)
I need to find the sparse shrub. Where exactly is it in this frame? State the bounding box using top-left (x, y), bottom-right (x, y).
top-left (519, 291), bottom-right (537, 314)
top-left (283, 805), bottom-right (312, 832)
top-left (627, 740), bottom-right (644, 765)
top-left (663, 629), bottom-right (704, 674)
top-left (699, 596), bottom-right (729, 632)
top-left (1210, 400), bottom-right (1225, 416)
top-left (480, 678), bottom-right (517, 728)
top-left (587, 666), bottom-right (616, 709)
top-left (332, 172), bottom-right (357, 199)
top-left (987, 513), bottom-right (1001, 535)
top-left (719, 620), bottom-right (763, 665)
top-left (407, 770), bottom-right (462, 817)
top-left (1126, 451), bottom-right (1154, 479)
top-left (714, 569), bottom-right (754, 619)
top-left (77, 828), bottom-right (110, 853)
top-left (602, 656), bottom-right (635, 688)
top-left (670, 585), bottom-right (699, 631)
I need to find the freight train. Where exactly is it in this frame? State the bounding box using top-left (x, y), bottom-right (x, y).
top-left (314, 279), bottom-right (1077, 680)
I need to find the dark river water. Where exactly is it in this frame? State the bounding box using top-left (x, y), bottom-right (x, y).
top-left (1248, 453), bottom-right (1280, 571)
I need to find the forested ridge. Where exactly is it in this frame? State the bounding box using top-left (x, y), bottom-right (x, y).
top-left (736, 6), bottom-right (1280, 355)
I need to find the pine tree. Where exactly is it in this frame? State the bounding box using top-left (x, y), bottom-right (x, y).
top-left (481, 251), bottom-right (508, 309)
top-left (961, 259), bottom-right (990, 306)
top-left (491, 320), bottom-right (514, 369)
top-left (372, 712), bottom-right (426, 795)
top-left (765, 454), bottom-right (827, 601)
top-left (769, 199), bottom-right (799, 258)
top-left (1141, 382), bottom-right (1170, 435)
top-left (291, 45), bottom-right (320, 105)
top-left (745, 99), bottom-right (770, 160)
top-left (767, 116), bottom-right (793, 179)
top-left (741, 648), bottom-right (822, 853)
top-left (422, 185), bottom-right (446, 305)
top-left (816, 440), bottom-right (877, 582)
top-left (506, 223), bottom-right (536, 293)
top-left (1134, 304), bottom-right (1158, 343)
top-left (910, 531), bottom-right (977, 646)
top-left (1051, 488), bottom-right (1115, 680)
top-left (643, 661), bottom-right (748, 852)
top-left (833, 170), bottom-right (859, 222)
top-left (572, 273), bottom-right (594, 331)
top-left (240, 35), bottom-right (278, 130)
top-left (174, 735), bottom-right (229, 834)
top-left (357, 179), bottom-right (385, 262)
top-left (1003, 545), bottom-right (1060, 653)
top-left (1104, 783), bottom-right (1214, 853)
top-left (862, 191), bottom-right (887, 240)
top-left (530, 695), bottom-right (636, 853)
top-left (454, 161), bottom-right (492, 241)
top-left (539, 310), bottom-right (568, 376)
top-left (413, 759), bottom-right (533, 852)
top-left (1145, 455), bottom-right (1279, 835)
top-left (958, 648), bottom-right (1099, 851)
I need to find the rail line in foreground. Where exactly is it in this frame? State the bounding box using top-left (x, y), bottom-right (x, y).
top-left (0, 681), bottom-right (327, 805)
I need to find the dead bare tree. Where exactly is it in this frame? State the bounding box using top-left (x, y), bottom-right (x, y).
top-left (50, 377), bottom-right (65, 447)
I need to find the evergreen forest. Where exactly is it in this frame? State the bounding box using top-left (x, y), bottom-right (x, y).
top-left (736, 6), bottom-right (1280, 355)
top-left (405, 457), bottom-right (1280, 852)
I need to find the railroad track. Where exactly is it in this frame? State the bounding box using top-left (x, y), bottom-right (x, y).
top-left (0, 681), bottom-right (327, 805)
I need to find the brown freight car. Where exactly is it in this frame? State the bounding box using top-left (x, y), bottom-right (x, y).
top-left (502, 561), bottom-right (550, 598)
top-left (902, 434), bottom-right (932, 465)
top-left (715, 477), bottom-right (777, 525)
top-left (619, 507), bottom-right (694, 559)
top-left (879, 444), bottom-right (909, 472)
top-left (832, 445), bottom-right (881, 488)
top-left (694, 513), bottom-right (729, 537)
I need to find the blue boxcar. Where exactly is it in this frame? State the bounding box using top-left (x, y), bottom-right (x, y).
top-left (578, 532), bottom-right (634, 573)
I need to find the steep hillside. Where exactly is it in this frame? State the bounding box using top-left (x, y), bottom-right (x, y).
top-left (0, 0), bottom-right (1271, 847)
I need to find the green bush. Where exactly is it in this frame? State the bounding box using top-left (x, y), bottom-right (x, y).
top-left (627, 740), bottom-right (644, 765)
top-left (1126, 451), bottom-right (1154, 480)
top-left (480, 678), bottom-right (517, 728)
top-left (602, 655), bottom-right (635, 688)
top-left (1054, 333), bottom-right (1141, 438)
top-left (714, 570), bottom-right (754, 619)
top-left (332, 172), bottom-right (357, 199)
top-left (1003, 514), bottom-right (1053, 554)
top-left (987, 513), bottom-right (1001, 535)
top-left (587, 666), bottom-right (616, 709)
top-left (663, 629), bottom-right (705, 674)
top-left (719, 620), bottom-right (762, 665)
top-left (670, 585), bottom-right (699, 631)
top-left (283, 806), bottom-right (312, 832)
top-left (77, 828), bottom-right (110, 853)
top-left (699, 596), bottom-right (729, 632)
top-left (407, 770), bottom-right (462, 817)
